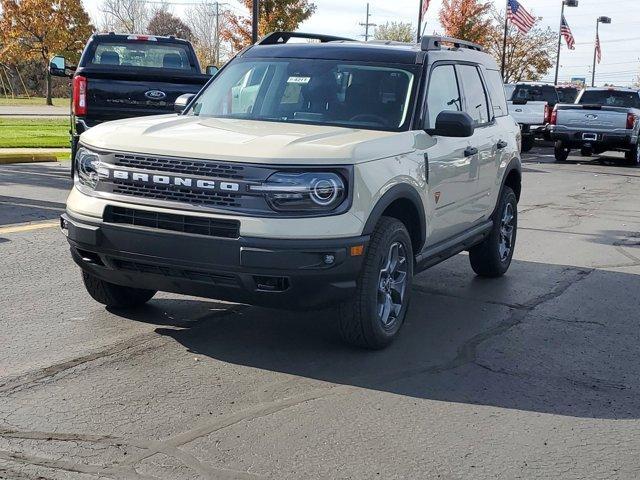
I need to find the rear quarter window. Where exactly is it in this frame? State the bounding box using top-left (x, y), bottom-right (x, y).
top-left (88, 41), bottom-right (194, 70)
top-left (484, 69), bottom-right (509, 118)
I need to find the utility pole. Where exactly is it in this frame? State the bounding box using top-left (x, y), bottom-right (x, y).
top-left (359, 3), bottom-right (376, 42)
top-left (215, 2), bottom-right (220, 66)
top-left (252, 0), bottom-right (259, 44)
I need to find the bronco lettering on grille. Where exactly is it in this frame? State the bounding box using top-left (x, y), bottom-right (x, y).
top-left (110, 169), bottom-right (240, 192)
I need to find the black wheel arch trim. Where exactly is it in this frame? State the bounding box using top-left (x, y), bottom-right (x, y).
top-left (362, 183), bottom-right (427, 252)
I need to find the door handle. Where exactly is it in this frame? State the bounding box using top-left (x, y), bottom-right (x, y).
top-left (464, 147), bottom-right (478, 157)
top-left (496, 140), bottom-right (508, 150)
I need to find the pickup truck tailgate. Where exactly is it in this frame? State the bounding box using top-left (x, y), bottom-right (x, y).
top-left (556, 106), bottom-right (629, 130)
top-left (508, 101), bottom-right (547, 125)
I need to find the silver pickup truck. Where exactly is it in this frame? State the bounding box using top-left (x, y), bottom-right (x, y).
top-left (549, 87), bottom-right (640, 165)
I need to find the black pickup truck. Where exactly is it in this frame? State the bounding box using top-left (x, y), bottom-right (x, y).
top-left (49, 33), bottom-right (215, 166)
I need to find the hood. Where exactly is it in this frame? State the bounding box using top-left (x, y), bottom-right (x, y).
top-left (80, 115), bottom-right (417, 165)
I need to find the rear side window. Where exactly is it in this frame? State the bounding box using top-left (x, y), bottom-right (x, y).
top-left (89, 42), bottom-right (193, 70)
top-left (425, 64), bottom-right (462, 128)
top-left (484, 69), bottom-right (508, 118)
top-left (458, 64), bottom-right (490, 125)
top-left (578, 90), bottom-right (640, 109)
top-left (513, 85), bottom-right (558, 105)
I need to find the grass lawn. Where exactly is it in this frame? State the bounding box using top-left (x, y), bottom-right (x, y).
top-left (0, 118), bottom-right (69, 148)
top-left (0, 97), bottom-right (68, 107)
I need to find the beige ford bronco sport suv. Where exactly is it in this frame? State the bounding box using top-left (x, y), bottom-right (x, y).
top-left (62, 32), bottom-right (522, 349)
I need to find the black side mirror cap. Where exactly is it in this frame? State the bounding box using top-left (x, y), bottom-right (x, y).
top-left (174, 93), bottom-right (196, 113)
top-left (429, 111), bottom-right (475, 138)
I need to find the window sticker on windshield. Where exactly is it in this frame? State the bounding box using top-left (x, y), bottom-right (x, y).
top-left (287, 76), bottom-right (311, 84)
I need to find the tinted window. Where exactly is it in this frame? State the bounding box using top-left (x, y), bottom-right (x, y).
top-left (485, 69), bottom-right (509, 117)
top-left (458, 65), bottom-right (490, 125)
top-left (512, 85), bottom-right (558, 105)
top-left (425, 65), bottom-right (462, 128)
top-left (191, 59), bottom-right (418, 132)
top-left (90, 42), bottom-right (193, 70)
top-left (578, 90), bottom-right (640, 108)
top-left (556, 87), bottom-right (579, 103)
top-left (504, 84), bottom-right (516, 101)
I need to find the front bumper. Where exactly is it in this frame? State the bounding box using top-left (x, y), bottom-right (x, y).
top-left (62, 212), bottom-right (368, 309)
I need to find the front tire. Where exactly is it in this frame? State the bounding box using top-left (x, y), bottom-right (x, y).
top-left (469, 186), bottom-right (517, 278)
top-left (554, 141), bottom-right (570, 162)
top-left (82, 271), bottom-right (156, 308)
top-left (337, 217), bottom-right (413, 349)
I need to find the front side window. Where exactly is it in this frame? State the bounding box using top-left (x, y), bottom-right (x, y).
top-left (458, 64), bottom-right (490, 125)
top-left (89, 42), bottom-right (193, 70)
top-left (189, 59), bottom-right (418, 131)
top-left (425, 64), bottom-right (462, 128)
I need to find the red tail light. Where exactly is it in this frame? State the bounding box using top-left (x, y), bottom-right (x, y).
top-left (627, 113), bottom-right (637, 130)
top-left (72, 75), bottom-right (87, 116)
top-left (550, 107), bottom-right (558, 126)
top-left (544, 104), bottom-right (551, 124)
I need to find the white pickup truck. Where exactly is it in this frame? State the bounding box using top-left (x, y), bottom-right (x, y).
top-left (506, 83), bottom-right (558, 152)
top-left (549, 87), bottom-right (640, 165)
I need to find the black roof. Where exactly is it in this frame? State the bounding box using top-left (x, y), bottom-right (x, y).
top-left (243, 42), bottom-right (422, 65)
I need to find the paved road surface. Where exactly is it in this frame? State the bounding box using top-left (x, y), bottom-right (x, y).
top-left (1, 148), bottom-right (639, 479)
top-left (0, 105), bottom-right (68, 117)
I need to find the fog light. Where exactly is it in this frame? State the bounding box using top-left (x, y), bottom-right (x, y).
top-left (323, 254), bottom-right (335, 265)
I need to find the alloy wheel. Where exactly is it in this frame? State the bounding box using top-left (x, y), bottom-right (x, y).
top-left (499, 203), bottom-right (515, 262)
top-left (377, 241), bottom-right (408, 330)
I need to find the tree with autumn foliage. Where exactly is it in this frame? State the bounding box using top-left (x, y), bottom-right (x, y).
top-left (439, 0), bottom-right (493, 46)
top-left (223, 0), bottom-right (316, 52)
top-left (0, 0), bottom-right (94, 105)
top-left (486, 8), bottom-right (556, 83)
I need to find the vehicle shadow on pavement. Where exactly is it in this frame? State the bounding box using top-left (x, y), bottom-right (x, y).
top-left (140, 257), bottom-right (640, 420)
top-left (0, 163), bottom-right (72, 191)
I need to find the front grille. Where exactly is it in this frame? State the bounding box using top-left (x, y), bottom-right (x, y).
top-left (112, 182), bottom-right (241, 208)
top-left (114, 153), bottom-right (245, 179)
top-left (111, 258), bottom-right (238, 287)
top-left (104, 206), bottom-right (240, 238)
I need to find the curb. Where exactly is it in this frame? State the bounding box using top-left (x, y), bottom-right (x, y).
top-left (0, 152), bottom-right (69, 165)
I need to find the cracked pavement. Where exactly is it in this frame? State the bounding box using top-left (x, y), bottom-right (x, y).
top-left (1, 147), bottom-right (639, 479)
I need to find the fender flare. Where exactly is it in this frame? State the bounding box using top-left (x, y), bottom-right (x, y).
top-left (362, 183), bottom-right (426, 251)
top-left (501, 156), bottom-right (522, 200)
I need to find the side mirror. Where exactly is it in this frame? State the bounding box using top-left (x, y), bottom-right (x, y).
top-left (174, 93), bottom-right (195, 113)
top-left (206, 65), bottom-right (219, 76)
top-left (430, 111), bottom-right (475, 138)
top-left (49, 55), bottom-right (68, 77)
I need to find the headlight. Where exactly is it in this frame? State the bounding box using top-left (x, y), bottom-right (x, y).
top-left (75, 147), bottom-right (105, 189)
top-left (251, 171), bottom-right (347, 212)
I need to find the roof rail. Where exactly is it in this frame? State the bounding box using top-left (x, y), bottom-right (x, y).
top-left (257, 31), bottom-right (356, 45)
top-left (420, 35), bottom-right (483, 52)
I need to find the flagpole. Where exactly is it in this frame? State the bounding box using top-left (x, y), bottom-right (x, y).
top-left (592, 20), bottom-right (599, 87)
top-left (500, 0), bottom-right (509, 82)
top-left (553, 2), bottom-right (566, 85)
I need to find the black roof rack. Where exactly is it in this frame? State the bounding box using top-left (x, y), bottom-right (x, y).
top-left (420, 35), bottom-right (483, 52)
top-left (257, 31), bottom-right (356, 45)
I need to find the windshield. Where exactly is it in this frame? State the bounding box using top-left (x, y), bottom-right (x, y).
top-left (188, 59), bottom-right (418, 131)
top-left (556, 87), bottom-right (579, 103)
top-left (578, 90), bottom-right (640, 108)
top-left (88, 42), bottom-right (194, 70)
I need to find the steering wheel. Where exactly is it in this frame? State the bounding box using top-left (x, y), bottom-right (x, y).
top-left (349, 114), bottom-right (388, 127)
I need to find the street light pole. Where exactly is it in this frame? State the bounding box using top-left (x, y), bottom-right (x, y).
top-left (554, 0), bottom-right (578, 86)
top-left (592, 16), bottom-right (612, 87)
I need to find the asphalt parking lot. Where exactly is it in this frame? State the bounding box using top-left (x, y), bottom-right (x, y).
top-left (1, 145), bottom-right (639, 479)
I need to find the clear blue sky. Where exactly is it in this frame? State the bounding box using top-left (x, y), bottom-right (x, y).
top-left (83, 0), bottom-right (640, 86)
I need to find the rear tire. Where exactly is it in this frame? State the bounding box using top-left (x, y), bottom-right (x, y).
top-left (469, 187), bottom-right (517, 278)
top-left (625, 144), bottom-right (640, 166)
top-left (554, 141), bottom-right (570, 162)
top-left (82, 271), bottom-right (156, 308)
top-left (337, 217), bottom-right (413, 349)
top-left (521, 135), bottom-right (534, 153)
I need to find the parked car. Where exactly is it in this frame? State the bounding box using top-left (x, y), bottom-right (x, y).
top-left (507, 82), bottom-right (558, 152)
top-left (549, 87), bottom-right (640, 165)
top-left (61, 32), bottom-right (522, 349)
top-left (49, 33), bottom-right (217, 173)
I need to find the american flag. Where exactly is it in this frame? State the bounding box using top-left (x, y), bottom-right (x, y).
top-left (421, 0), bottom-right (430, 16)
top-left (507, 0), bottom-right (536, 34)
top-left (595, 33), bottom-right (602, 63)
top-left (561, 15), bottom-right (575, 50)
